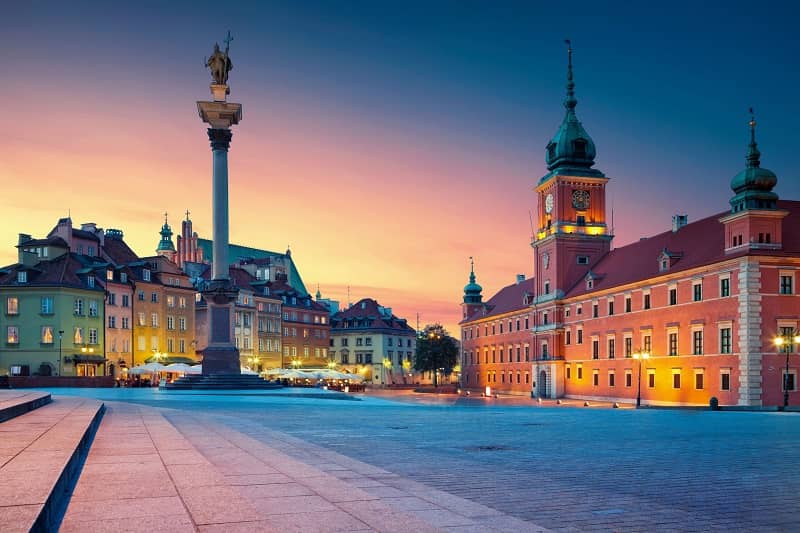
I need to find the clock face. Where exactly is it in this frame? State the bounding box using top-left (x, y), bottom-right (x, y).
top-left (572, 189), bottom-right (590, 210)
top-left (545, 193), bottom-right (554, 214)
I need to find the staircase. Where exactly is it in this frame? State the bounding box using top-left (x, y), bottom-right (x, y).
top-left (163, 373), bottom-right (283, 390)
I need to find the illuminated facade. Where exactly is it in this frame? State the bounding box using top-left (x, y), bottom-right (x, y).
top-left (330, 298), bottom-right (416, 384)
top-left (461, 46), bottom-right (800, 406)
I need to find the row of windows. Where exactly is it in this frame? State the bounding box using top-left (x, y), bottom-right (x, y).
top-left (566, 366), bottom-right (790, 393)
top-left (106, 293), bottom-right (131, 307)
top-left (572, 272), bottom-right (794, 322)
top-left (567, 327), bottom-right (734, 358)
top-left (6, 326), bottom-right (99, 345)
top-left (465, 345), bottom-right (531, 365)
top-left (331, 337), bottom-right (413, 348)
top-left (134, 313), bottom-right (188, 330)
top-left (7, 297), bottom-right (103, 318)
top-left (257, 338), bottom-right (281, 352)
top-left (468, 371), bottom-right (530, 385)
top-left (282, 346), bottom-right (330, 358)
top-left (136, 335), bottom-right (187, 353)
top-left (463, 315), bottom-right (531, 340)
top-left (332, 350), bottom-right (413, 365)
top-left (282, 311), bottom-right (328, 324)
top-left (283, 327), bottom-right (328, 339)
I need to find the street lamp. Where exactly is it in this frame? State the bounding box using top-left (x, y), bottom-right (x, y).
top-left (57, 330), bottom-right (64, 376)
top-left (773, 331), bottom-right (800, 409)
top-left (632, 350), bottom-right (650, 408)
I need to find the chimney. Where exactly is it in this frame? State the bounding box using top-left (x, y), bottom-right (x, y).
top-left (672, 214), bottom-right (688, 232)
top-left (516, 274), bottom-right (525, 285)
top-left (18, 234), bottom-right (32, 246)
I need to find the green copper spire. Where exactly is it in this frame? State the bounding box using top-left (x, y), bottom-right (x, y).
top-left (463, 256), bottom-right (483, 304)
top-left (541, 40), bottom-right (604, 184)
top-left (156, 212), bottom-right (176, 252)
top-left (729, 108), bottom-right (778, 213)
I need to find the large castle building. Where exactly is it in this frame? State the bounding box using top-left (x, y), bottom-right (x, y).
top-left (460, 46), bottom-right (800, 407)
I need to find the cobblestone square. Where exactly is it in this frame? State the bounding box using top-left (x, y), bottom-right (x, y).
top-left (57, 388), bottom-right (800, 531)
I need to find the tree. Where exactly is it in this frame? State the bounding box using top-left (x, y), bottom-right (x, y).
top-left (414, 323), bottom-right (459, 387)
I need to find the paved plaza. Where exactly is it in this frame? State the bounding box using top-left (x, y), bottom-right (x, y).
top-left (12, 388), bottom-right (800, 531)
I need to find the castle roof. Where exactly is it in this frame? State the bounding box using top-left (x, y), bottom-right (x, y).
top-left (564, 200), bottom-right (800, 299)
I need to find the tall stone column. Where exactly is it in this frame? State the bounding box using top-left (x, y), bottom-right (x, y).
top-left (198, 84), bottom-right (242, 375)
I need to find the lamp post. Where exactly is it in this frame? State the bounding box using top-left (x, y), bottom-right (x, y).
top-left (773, 331), bottom-right (800, 409)
top-left (57, 330), bottom-right (64, 376)
top-left (632, 350), bottom-right (649, 408)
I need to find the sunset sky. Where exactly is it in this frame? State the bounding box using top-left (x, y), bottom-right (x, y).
top-left (3, 1), bottom-right (798, 334)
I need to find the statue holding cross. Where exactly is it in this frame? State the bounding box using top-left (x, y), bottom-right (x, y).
top-left (206, 31), bottom-right (234, 85)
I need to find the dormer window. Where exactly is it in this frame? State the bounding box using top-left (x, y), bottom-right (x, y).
top-left (120, 273), bottom-right (127, 283)
top-left (660, 260), bottom-right (668, 271)
top-left (142, 269), bottom-right (151, 281)
top-left (87, 276), bottom-right (95, 288)
top-left (547, 142), bottom-right (556, 161)
top-left (573, 139), bottom-right (587, 158)
top-left (17, 271), bottom-right (27, 284)
top-left (587, 279), bottom-right (593, 290)
top-left (106, 269), bottom-right (114, 281)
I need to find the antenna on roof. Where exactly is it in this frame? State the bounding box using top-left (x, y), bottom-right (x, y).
top-left (347, 285), bottom-right (351, 307)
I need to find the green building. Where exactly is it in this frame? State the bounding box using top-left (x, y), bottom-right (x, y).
top-left (0, 236), bottom-right (106, 377)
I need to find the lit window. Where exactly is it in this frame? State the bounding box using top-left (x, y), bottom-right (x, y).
top-left (6, 297), bottom-right (19, 315)
top-left (41, 326), bottom-right (54, 344)
top-left (7, 326), bottom-right (19, 344)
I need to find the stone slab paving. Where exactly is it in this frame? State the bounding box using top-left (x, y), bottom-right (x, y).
top-left (61, 400), bottom-right (546, 532)
top-left (0, 390), bottom-right (51, 423)
top-left (0, 396), bottom-right (103, 532)
top-left (41, 388), bottom-right (800, 531)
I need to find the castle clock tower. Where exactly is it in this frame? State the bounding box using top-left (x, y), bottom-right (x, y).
top-left (532, 41), bottom-right (612, 302)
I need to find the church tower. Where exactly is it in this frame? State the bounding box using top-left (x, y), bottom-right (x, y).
top-left (156, 213), bottom-right (177, 263)
top-left (176, 210), bottom-right (203, 268)
top-left (462, 257), bottom-right (484, 320)
top-left (719, 109), bottom-right (787, 253)
top-left (532, 41), bottom-right (612, 301)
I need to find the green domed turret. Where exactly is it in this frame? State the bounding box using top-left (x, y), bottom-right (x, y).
top-left (730, 109), bottom-right (778, 213)
top-left (541, 40), bottom-right (604, 184)
top-left (156, 213), bottom-right (176, 252)
top-left (463, 257), bottom-right (483, 305)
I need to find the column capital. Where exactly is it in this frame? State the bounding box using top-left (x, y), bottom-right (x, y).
top-left (208, 128), bottom-right (233, 152)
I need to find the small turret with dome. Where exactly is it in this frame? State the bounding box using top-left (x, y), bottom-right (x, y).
top-left (463, 256), bottom-right (483, 305)
top-left (729, 108), bottom-right (779, 213)
top-left (156, 212), bottom-right (176, 253)
top-left (541, 40), bottom-right (604, 184)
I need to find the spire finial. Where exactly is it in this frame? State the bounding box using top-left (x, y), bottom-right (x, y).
top-left (185, 209), bottom-right (190, 221)
top-left (564, 39), bottom-right (577, 112)
top-left (746, 106), bottom-right (761, 168)
top-left (469, 256), bottom-right (476, 284)
top-left (164, 211), bottom-right (168, 224)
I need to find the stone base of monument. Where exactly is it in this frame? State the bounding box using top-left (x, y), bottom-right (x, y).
top-left (164, 373), bottom-right (281, 390)
top-left (164, 346), bottom-right (282, 390)
top-left (201, 345), bottom-right (242, 375)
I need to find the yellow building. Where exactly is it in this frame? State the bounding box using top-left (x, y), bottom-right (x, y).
top-left (330, 298), bottom-right (416, 385)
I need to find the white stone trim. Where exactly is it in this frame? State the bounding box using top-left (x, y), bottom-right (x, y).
top-left (737, 258), bottom-right (763, 406)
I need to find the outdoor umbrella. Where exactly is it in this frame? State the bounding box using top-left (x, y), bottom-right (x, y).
top-left (164, 363), bottom-right (193, 373)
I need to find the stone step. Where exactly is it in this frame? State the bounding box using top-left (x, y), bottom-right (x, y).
top-left (164, 373), bottom-right (282, 390)
top-left (0, 397), bottom-right (105, 532)
top-left (0, 391), bottom-right (51, 423)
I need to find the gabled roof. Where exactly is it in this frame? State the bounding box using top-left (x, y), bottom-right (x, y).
top-left (564, 200), bottom-right (800, 299)
top-left (331, 298), bottom-right (414, 333)
top-left (0, 253), bottom-right (102, 291)
top-left (462, 278), bottom-right (535, 324)
top-left (102, 236), bottom-right (140, 264)
top-left (16, 236), bottom-right (69, 249)
top-left (196, 239), bottom-right (308, 296)
top-left (71, 228), bottom-right (100, 242)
